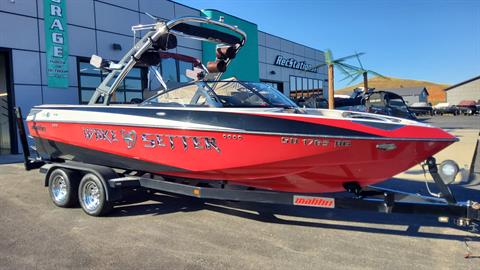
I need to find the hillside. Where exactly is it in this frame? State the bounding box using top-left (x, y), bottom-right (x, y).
top-left (336, 76), bottom-right (450, 104)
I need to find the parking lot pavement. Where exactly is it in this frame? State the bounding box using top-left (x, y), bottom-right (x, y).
top-left (1, 115), bottom-right (480, 270)
top-left (395, 128), bottom-right (479, 183)
top-left (1, 162), bottom-right (479, 270)
top-left (423, 115), bottom-right (480, 183)
top-left (420, 115), bottom-right (480, 130)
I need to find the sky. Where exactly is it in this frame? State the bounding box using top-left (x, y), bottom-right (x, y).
top-left (176, 0), bottom-right (480, 88)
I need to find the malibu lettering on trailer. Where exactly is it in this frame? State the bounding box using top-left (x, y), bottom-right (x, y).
top-left (293, 195), bottom-right (335, 208)
top-left (43, 0), bottom-right (69, 88)
top-left (274, 55), bottom-right (318, 73)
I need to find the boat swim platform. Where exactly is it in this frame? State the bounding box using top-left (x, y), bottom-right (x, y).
top-left (396, 129), bottom-right (479, 183)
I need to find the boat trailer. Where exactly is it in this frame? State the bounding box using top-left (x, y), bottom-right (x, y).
top-left (15, 107), bottom-right (480, 227)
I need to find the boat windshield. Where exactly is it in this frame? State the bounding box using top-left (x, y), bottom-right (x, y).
top-left (213, 81), bottom-right (298, 108)
top-left (141, 80), bottom-right (298, 109)
top-left (389, 98), bottom-right (409, 111)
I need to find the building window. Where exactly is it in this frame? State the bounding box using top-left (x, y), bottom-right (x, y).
top-left (296, 77), bottom-right (302, 92)
top-left (260, 80), bottom-right (284, 93)
top-left (145, 58), bottom-right (195, 96)
top-left (290, 76), bottom-right (296, 91)
top-left (289, 75), bottom-right (323, 99)
top-left (160, 58), bottom-right (178, 83)
top-left (178, 60), bottom-right (194, 83)
top-left (78, 59), bottom-right (145, 104)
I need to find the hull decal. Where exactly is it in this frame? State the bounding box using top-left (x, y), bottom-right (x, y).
top-left (28, 106), bottom-right (457, 142)
top-left (28, 107), bottom-right (380, 138)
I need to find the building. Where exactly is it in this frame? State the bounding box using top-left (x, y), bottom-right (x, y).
top-left (445, 75), bottom-right (480, 105)
top-left (378, 87), bottom-right (429, 105)
top-left (0, 0), bottom-right (327, 156)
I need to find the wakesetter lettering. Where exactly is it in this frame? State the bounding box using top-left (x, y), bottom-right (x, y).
top-left (83, 128), bottom-right (220, 153)
top-left (141, 133), bottom-right (221, 153)
top-left (83, 128), bottom-right (118, 143)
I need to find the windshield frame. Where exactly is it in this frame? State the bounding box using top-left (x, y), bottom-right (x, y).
top-left (141, 80), bottom-right (299, 109)
top-left (239, 81), bottom-right (298, 109)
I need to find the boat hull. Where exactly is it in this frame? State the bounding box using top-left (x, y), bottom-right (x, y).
top-left (27, 106), bottom-right (455, 193)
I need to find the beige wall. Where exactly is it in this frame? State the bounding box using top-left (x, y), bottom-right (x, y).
top-left (446, 77), bottom-right (480, 104)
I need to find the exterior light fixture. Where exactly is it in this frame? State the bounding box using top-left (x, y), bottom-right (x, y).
top-left (438, 160), bottom-right (459, 185)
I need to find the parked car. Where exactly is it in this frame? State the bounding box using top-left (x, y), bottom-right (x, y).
top-left (432, 103), bottom-right (459, 116)
top-left (408, 102), bottom-right (433, 116)
top-left (457, 100), bottom-right (477, 115)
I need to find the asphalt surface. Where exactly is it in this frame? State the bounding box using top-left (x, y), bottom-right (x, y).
top-left (419, 114), bottom-right (480, 130)
top-left (1, 115), bottom-right (479, 270)
top-left (422, 115), bottom-right (480, 183)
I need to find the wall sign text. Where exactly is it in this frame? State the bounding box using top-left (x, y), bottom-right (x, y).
top-left (44, 0), bottom-right (69, 88)
top-left (274, 55), bottom-right (318, 73)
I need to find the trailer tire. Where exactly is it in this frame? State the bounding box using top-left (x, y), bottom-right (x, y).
top-left (48, 168), bottom-right (79, 208)
top-left (78, 173), bottom-right (112, 216)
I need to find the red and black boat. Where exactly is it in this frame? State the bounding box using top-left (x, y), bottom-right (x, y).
top-left (27, 16), bottom-right (457, 194)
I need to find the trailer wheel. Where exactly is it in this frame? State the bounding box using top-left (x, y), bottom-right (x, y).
top-left (78, 173), bottom-right (112, 216)
top-left (48, 168), bottom-right (79, 208)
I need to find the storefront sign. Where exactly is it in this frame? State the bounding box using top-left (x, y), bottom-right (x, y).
top-left (274, 55), bottom-right (318, 73)
top-left (43, 0), bottom-right (69, 88)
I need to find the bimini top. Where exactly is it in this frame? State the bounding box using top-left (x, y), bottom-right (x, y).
top-left (168, 21), bottom-right (243, 45)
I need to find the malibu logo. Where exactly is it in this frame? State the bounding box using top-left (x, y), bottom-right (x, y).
top-left (293, 195), bottom-right (335, 208)
top-left (274, 55), bottom-right (318, 73)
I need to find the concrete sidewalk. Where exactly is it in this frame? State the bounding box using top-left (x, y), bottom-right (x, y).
top-left (396, 129), bottom-right (479, 183)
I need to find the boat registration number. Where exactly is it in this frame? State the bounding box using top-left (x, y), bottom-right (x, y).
top-left (281, 137), bottom-right (351, 148)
